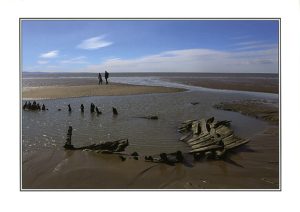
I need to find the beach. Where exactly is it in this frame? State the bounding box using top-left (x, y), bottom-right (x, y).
top-left (22, 123), bottom-right (278, 190)
top-left (21, 73), bottom-right (279, 189)
top-left (22, 83), bottom-right (186, 99)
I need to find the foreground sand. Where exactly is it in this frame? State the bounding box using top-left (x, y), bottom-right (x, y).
top-left (22, 83), bottom-right (186, 99)
top-left (22, 124), bottom-right (278, 189)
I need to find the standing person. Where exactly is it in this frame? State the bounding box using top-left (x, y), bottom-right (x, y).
top-left (104, 71), bottom-right (109, 85)
top-left (98, 73), bottom-right (102, 85)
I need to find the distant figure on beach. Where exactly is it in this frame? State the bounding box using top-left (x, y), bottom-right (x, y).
top-left (105, 71), bottom-right (109, 84)
top-left (90, 103), bottom-right (95, 113)
top-left (80, 104), bottom-right (84, 112)
top-left (98, 73), bottom-right (103, 85)
top-left (68, 104), bottom-right (72, 112)
top-left (42, 104), bottom-right (46, 111)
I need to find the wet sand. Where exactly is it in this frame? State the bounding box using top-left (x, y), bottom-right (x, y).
top-left (214, 99), bottom-right (279, 124)
top-left (22, 83), bottom-right (186, 99)
top-left (22, 124), bottom-right (279, 189)
top-left (163, 77), bottom-right (279, 93)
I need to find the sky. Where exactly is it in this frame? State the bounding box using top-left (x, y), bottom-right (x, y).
top-left (22, 19), bottom-right (279, 73)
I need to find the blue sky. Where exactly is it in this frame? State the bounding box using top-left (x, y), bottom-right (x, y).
top-left (22, 20), bottom-right (279, 73)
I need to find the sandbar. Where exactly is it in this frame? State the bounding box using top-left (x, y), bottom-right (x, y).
top-left (163, 76), bottom-right (279, 93)
top-left (22, 83), bottom-right (186, 100)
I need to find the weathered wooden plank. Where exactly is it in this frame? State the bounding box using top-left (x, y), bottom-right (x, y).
top-left (225, 139), bottom-right (249, 150)
top-left (200, 119), bottom-right (208, 134)
top-left (215, 125), bottom-right (233, 137)
top-left (181, 119), bottom-right (196, 125)
top-left (192, 121), bottom-right (200, 135)
top-left (223, 137), bottom-right (240, 146)
top-left (190, 144), bottom-right (222, 153)
top-left (191, 139), bottom-right (217, 149)
top-left (179, 132), bottom-right (193, 142)
top-left (187, 134), bottom-right (212, 145)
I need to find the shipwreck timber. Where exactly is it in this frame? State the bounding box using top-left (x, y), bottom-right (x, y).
top-left (62, 115), bottom-right (249, 165)
top-left (178, 117), bottom-right (249, 159)
top-left (63, 126), bottom-right (129, 153)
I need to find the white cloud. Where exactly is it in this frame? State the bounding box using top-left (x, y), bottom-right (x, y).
top-left (60, 56), bottom-right (88, 64)
top-left (77, 36), bottom-right (113, 50)
top-left (235, 44), bottom-right (277, 51)
top-left (37, 60), bottom-right (49, 64)
top-left (233, 40), bottom-right (277, 51)
top-left (40, 50), bottom-right (59, 58)
top-left (234, 41), bottom-right (263, 46)
top-left (83, 47), bottom-right (278, 73)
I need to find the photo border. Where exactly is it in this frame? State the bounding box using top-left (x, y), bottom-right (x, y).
top-left (20, 18), bottom-right (281, 191)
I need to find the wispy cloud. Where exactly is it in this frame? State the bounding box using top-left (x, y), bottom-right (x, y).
top-left (26, 46), bottom-right (278, 73)
top-left (83, 47), bottom-right (278, 73)
top-left (40, 50), bottom-right (59, 58)
top-left (60, 56), bottom-right (88, 64)
top-left (37, 60), bottom-right (49, 64)
top-left (234, 41), bottom-right (263, 46)
top-left (232, 40), bottom-right (278, 51)
top-left (235, 44), bottom-right (277, 51)
top-left (77, 36), bottom-right (113, 50)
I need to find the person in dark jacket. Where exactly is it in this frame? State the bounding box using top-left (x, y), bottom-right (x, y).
top-left (104, 71), bottom-right (109, 84)
top-left (98, 73), bottom-right (102, 85)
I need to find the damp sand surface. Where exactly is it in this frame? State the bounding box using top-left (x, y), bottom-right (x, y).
top-left (22, 83), bottom-right (185, 100)
top-left (163, 75), bottom-right (279, 93)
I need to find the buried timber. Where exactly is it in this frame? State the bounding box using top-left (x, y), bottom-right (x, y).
top-left (63, 116), bottom-right (249, 166)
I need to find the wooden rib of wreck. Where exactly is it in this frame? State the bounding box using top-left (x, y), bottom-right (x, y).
top-left (134, 115), bottom-right (158, 120)
top-left (64, 138), bottom-right (129, 153)
top-left (63, 126), bottom-right (129, 153)
top-left (178, 117), bottom-right (249, 159)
